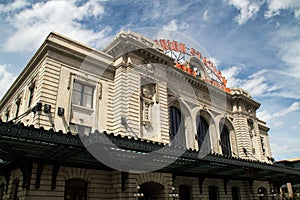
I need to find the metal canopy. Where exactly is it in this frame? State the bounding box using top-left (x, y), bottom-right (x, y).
top-left (0, 119), bottom-right (300, 187)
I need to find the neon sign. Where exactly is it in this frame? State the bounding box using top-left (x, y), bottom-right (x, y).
top-left (154, 39), bottom-right (230, 93)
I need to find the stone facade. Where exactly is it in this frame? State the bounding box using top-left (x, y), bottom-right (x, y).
top-left (0, 31), bottom-right (277, 199)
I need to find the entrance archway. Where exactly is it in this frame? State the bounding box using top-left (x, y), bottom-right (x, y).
top-left (139, 182), bottom-right (164, 200)
top-left (258, 187), bottom-right (268, 200)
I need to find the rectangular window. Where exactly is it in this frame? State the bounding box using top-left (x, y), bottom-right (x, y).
top-left (72, 81), bottom-right (94, 109)
top-left (15, 99), bottom-right (20, 118)
top-left (28, 84), bottom-right (35, 108)
top-left (76, 124), bottom-right (91, 136)
top-left (5, 110), bottom-right (9, 122)
top-left (260, 137), bottom-right (266, 155)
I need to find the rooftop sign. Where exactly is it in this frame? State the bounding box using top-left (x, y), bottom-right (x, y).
top-left (154, 39), bottom-right (230, 93)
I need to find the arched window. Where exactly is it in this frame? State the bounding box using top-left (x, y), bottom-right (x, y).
top-left (169, 106), bottom-right (185, 147)
top-left (196, 114), bottom-right (210, 152)
top-left (231, 186), bottom-right (240, 200)
top-left (220, 124), bottom-right (232, 156)
top-left (64, 179), bottom-right (87, 200)
top-left (179, 184), bottom-right (191, 200)
top-left (208, 185), bottom-right (219, 200)
top-left (139, 182), bottom-right (164, 199)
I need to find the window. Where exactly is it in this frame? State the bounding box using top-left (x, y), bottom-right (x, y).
top-left (260, 137), bottom-right (266, 155)
top-left (72, 81), bottom-right (94, 109)
top-left (5, 110), bottom-right (9, 122)
top-left (208, 186), bottom-right (219, 200)
top-left (28, 83), bottom-right (35, 108)
top-left (169, 106), bottom-right (186, 147)
top-left (76, 124), bottom-right (91, 136)
top-left (10, 179), bottom-right (19, 200)
top-left (196, 114), bottom-right (210, 152)
top-left (64, 179), bottom-right (87, 200)
top-left (220, 124), bottom-right (232, 156)
top-left (231, 187), bottom-right (240, 200)
top-left (179, 185), bottom-right (191, 200)
top-left (15, 99), bottom-right (20, 118)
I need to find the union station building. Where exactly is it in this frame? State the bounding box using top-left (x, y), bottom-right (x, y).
top-left (0, 31), bottom-right (299, 200)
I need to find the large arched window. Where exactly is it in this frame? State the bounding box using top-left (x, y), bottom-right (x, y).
top-left (208, 185), bottom-right (219, 200)
top-left (169, 106), bottom-right (185, 147)
top-left (139, 182), bottom-right (164, 199)
top-left (220, 124), bottom-right (232, 156)
top-left (196, 114), bottom-right (210, 152)
top-left (179, 184), bottom-right (191, 200)
top-left (64, 179), bottom-right (87, 200)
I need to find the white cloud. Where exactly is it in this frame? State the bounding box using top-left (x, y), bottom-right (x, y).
top-left (267, 24), bottom-right (300, 86)
top-left (162, 19), bottom-right (178, 32)
top-left (273, 102), bottom-right (300, 118)
top-left (256, 110), bottom-right (272, 121)
top-left (221, 66), bottom-right (242, 88)
top-left (240, 70), bottom-right (281, 96)
top-left (270, 138), bottom-right (300, 160)
top-left (227, 0), bottom-right (264, 25)
top-left (0, 0), bottom-right (28, 13)
top-left (265, 0), bottom-right (300, 18)
top-left (0, 65), bottom-right (16, 98)
top-left (141, 0), bottom-right (194, 22)
top-left (257, 102), bottom-right (300, 121)
top-left (203, 10), bottom-right (209, 22)
top-left (222, 67), bottom-right (281, 96)
top-left (2, 0), bottom-right (110, 52)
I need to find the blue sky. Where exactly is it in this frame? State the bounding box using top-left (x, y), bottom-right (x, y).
top-left (1, 0), bottom-right (300, 160)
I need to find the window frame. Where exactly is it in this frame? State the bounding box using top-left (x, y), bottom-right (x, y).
top-left (196, 114), bottom-right (210, 152)
top-left (28, 83), bottom-right (35, 108)
top-left (169, 106), bottom-right (186, 147)
top-left (76, 124), bottom-right (92, 136)
top-left (260, 136), bottom-right (266, 155)
top-left (220, 124), bottom-right (232, 157)
top-left (15, 98), bottom-right (21, 119)
top-left (72, 80), bottom-right (95, 109)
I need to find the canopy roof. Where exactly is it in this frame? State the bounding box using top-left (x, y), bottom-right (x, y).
top-left (0, 119), bottom-right (299, 189)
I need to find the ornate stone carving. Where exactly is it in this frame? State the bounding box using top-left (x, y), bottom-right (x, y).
top-left (141, 84), bottom-right (156, 129)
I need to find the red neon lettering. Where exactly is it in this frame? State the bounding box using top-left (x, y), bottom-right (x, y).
top-left (196, 51), bottom-right (202, 59)
top-left (154, 40), bottom-right (159, 46)
top-left (225, 88), bottom-right (231, 93)
top-left (167, 40), bottom-right (172, 50)
top-left (216, 70), bottom-right (222, 79)
top-left (190, 48), bottom-right (196, 56)
top-left (171, 41), bottom-right (179, 51)
top-left (159, 39), bottom-right (169, 50)
top-left (206, 60), bottom-right (212, 68)
top-left (213, 65), bottom-right (217, 72)
top-left (179, 43), bottom-right (186, 54)
top-left (222, 77), bottom-right (227, 86)
top-left (202, 57), bottom-right (207, 66)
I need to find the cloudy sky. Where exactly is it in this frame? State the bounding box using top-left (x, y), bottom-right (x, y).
top-left (1, 0), bottom-right (300, 160)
